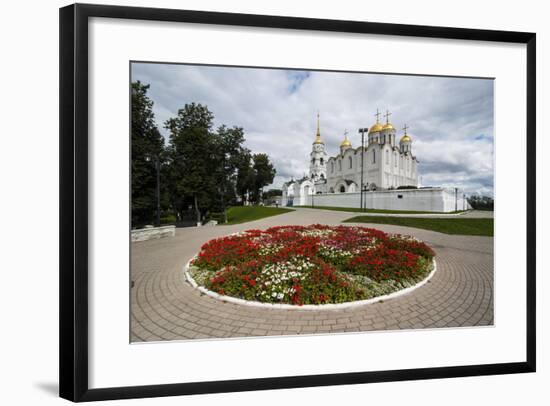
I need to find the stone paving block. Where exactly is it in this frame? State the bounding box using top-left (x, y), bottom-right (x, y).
top-left (131, 211), bottom-right (494, 341)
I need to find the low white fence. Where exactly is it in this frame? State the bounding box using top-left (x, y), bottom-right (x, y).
top-left (299, 188), bottom-right (470, 213)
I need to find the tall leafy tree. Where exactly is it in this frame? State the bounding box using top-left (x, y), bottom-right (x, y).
top-left (213, 125), bottom-right (247, 222)
top-left (236, 149), bottom-right (254, 204)
top-left (251, 153), bottom-right (276, 203)
top-left (165, 103), bottom-right (217, 224)
top-left (131, 81), bottom-right (164, 227)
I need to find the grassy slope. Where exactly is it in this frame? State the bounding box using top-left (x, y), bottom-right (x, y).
top-left (295, 205), bottom-right (467, 215)
top-left (223, 206), bottom-right (294, 225)
top-left (344, 216), bottom-right (493, 236)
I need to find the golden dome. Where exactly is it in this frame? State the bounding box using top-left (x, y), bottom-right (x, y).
top-left (369, 122), bottom-right (384, 133)
top-left (382, 110), bottom-right (394, 131)
top-left (400, 134), bottom-right (412, 143)
top-left (340, 133), bottom-right (352, 148)
top-left (313, 135), bottom-right (324, 144)
top-left (340, 138), bottom-right (352, 148)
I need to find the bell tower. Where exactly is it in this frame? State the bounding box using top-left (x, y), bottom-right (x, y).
top-left (310, 112), bottom-right (328, 181)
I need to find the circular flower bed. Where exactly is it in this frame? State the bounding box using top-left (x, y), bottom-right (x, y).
top-left (188, 225), bottom-right (435, 306)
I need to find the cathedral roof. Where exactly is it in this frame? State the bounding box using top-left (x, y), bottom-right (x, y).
top-left (382, 109), bottom-right (394, 131)
top-left (369, 108), bottom-right (384, 133)
top-left (340, 133), bottom-right (352, 148)
top-left (400, 123), bottom-right (412, 143)
top-left (369, 122), bottom-right (384, 133)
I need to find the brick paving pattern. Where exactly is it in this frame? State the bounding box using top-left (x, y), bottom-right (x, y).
top-left (131, 208), bottom-right (493, 342)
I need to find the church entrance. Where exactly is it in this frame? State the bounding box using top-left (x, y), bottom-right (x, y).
top-left (339, 185), bottom-right (346, 193)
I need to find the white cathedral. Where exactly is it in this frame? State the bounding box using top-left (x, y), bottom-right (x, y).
top-left (281, 110), bottom-right (470, 212)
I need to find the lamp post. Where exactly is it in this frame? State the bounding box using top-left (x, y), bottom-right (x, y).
top-left (220, 152), bottom-right (228, 224)
top-left (145, 155), bottom-right (161, 227)
top-left (358, 127), bottom-right (369, 212)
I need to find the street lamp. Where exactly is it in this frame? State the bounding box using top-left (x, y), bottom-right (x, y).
top-left (455, 187), bottom-right (458, 212)
top-left (358, 127), bottom-right (369, 212)
top-left (145, 155), bottom-right (161, 227)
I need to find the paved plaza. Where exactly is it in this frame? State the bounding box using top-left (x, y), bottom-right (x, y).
top-left (131, 208), bottom-right (493, 342)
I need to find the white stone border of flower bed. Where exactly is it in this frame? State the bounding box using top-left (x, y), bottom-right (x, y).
top-left (184, 256), bottom-right (437, 311)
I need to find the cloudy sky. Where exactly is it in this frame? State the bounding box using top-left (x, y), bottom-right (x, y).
top-left (132, 62), bottom-right (494, 196)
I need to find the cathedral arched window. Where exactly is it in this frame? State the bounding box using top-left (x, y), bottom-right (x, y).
top-left (372, 149), bottom-right (376, 164)
top-left (331, 162), bottom-right (334, 173)
top-left (349, 156), bottom-right (353, 169)
top-left (338, 160), bottom-right (342, 171)
top-left (394, 153), bottom-right (398, 167)
top-left (386, 150), bottom-right (389, 164)
top-left (320, 157), bottom-right (324, 165)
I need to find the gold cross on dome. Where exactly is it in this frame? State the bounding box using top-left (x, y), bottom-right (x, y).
top-left (402, 123), bottom-right (409, 134)
top-left (374, 108), bottom-right (381, 123)
top-left (385, 110), bottom-right (392, 123)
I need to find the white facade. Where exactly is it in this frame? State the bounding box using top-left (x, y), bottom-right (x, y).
top-left (281, 111), bottom-right (469, 213)
top-left (325, 119), bottom-right (418, 193)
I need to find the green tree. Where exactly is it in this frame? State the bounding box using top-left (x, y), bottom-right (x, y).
top-left (251, 153), bottom-right (276, 203)
top-left (213, 125), bottom-right (248, 222)
top-left (467, 195), bottom-right (494, 210)
top-left (163, 102), bottom-right (278, 221)
top-left (236, 150), bottom-right (254, 204)
top-left (131, 81), bottom-right (164, 227)
top-left (165, 103), bottom-right (217, 224)
top-left (262, 189), bottom-right (282, 200)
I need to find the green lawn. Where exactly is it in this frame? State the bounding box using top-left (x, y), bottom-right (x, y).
top-left (343, 216), bottom-right (493, 236)
top-left (296, 205), bottom-right (467, 215)
top-left (222, 206), bottom-right (294, 225)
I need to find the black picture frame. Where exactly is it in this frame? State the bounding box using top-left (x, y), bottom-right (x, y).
top-left (59, 3), bottom-right (536, 402)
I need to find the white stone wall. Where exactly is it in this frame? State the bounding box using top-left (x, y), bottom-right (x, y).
top-left (303, 188), bottom-right (471, 213)
top-left (131, 225), bottom-right (176, 242)
top-left (281, 179), bottom-right (316, 206)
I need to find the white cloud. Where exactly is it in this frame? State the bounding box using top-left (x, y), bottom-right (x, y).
top-left (132, 63), bottom-right (494, 196)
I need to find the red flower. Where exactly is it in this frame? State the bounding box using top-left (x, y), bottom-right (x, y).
top-left (195, 224), bottom-right (434, 305)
